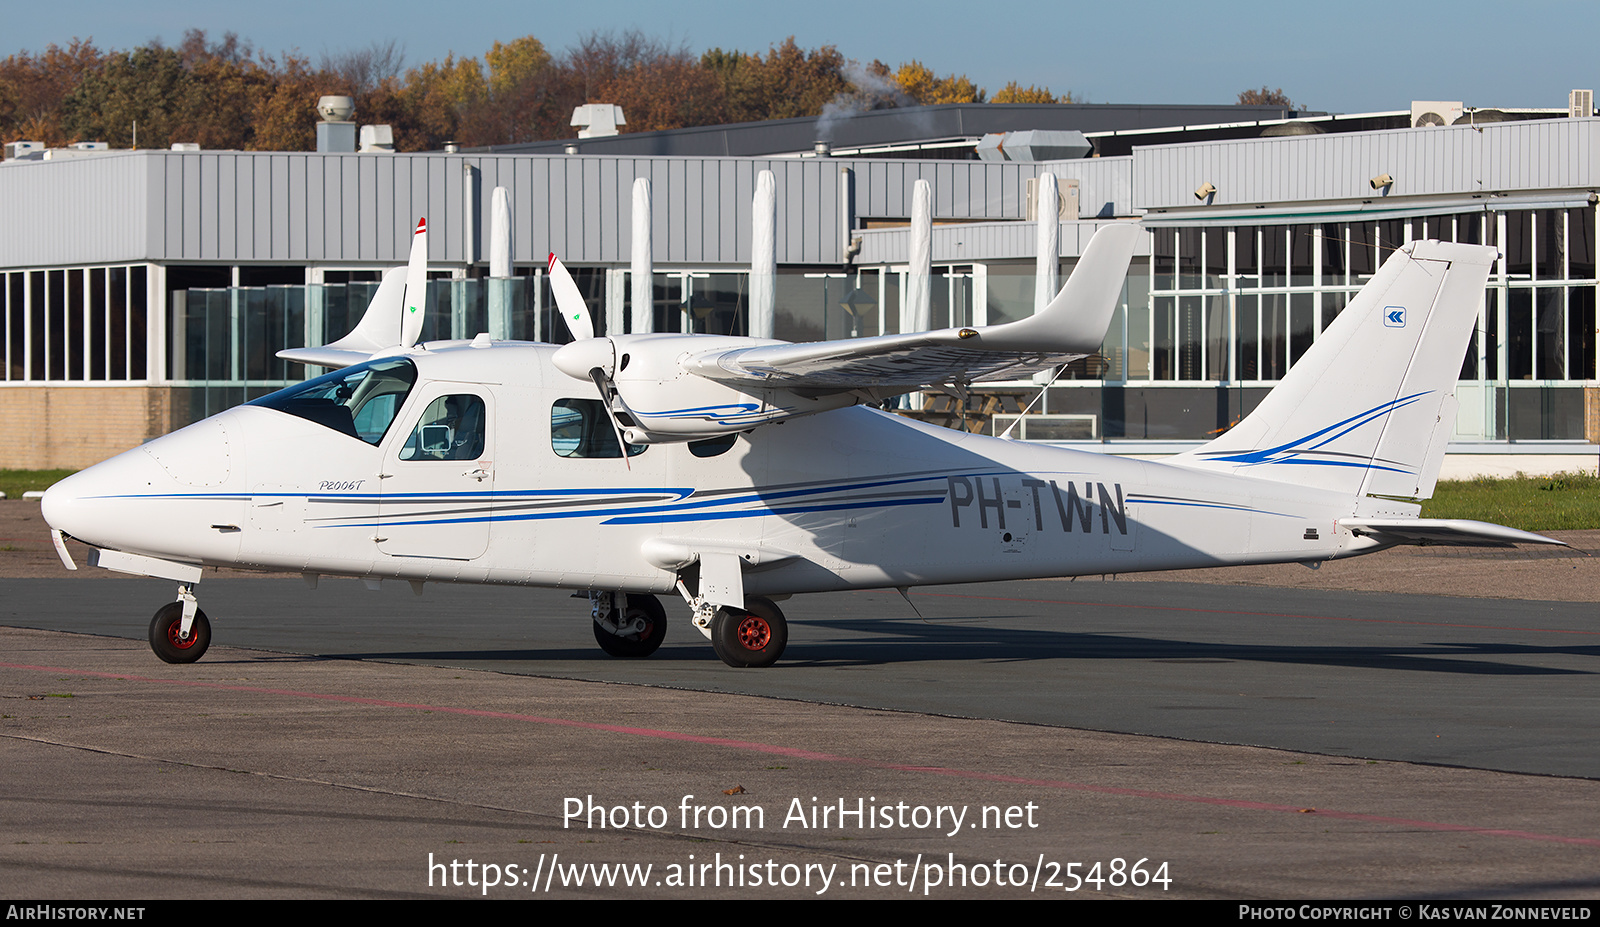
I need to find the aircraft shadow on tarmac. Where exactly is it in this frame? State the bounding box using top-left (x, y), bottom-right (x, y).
top-left (320, 616), bottom-right (1598, 676)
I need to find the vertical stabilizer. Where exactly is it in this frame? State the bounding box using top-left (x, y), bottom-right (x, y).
top-left (398, 218), bottom-right (429, 348)
top-left (1173, 240), bottom-right (1494, 500)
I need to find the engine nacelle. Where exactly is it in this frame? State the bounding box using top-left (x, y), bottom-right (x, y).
top-left (552, 333), bottom-right (860, 443)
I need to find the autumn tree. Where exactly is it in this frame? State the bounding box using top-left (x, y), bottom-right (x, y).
top-left (179, 40), bottom-right (278, 148)
top-left (251, 54), bottom-right (322, 151)
top-left (3, 28), bottom-right (1116, 151)
top-left (0, 39), bottom-right (104, 146)
top-left (992, 81), bottom-right (1074, 104)
top-left (476, 36), bottom-right (560, 144)
top-left (594, 50), bottom-right (725, 133)
top-left (893, 60), bottom-right (984, 105)
top-left (55, 31), bottom-right (291, 149)
top-left (559, 31), bottom-right (727, 134)
top-left (59, 44), bottom-right (192, 147)
top-left (318, 40), bottom-right (405, 97)
top-left (392, 53), bottom-right (486, 149)
top-left (704, 38), bottom-right (849, 123)
top-left (1238, 86), bottom-right (1295, 108)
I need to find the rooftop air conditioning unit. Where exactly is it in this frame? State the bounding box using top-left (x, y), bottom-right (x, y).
top-left (1024, 177), bottom-right (1080, 221)
top-left (1570, 89), bottom-right (1593, 118)
top-left (1411, 101), bottom-right (1463, 128)
top-left (4, 141), bottom-right (44, 160)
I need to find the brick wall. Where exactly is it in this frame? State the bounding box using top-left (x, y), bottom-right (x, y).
top-left (3, 386), bottom-right (174, 470)
top-left (1589, 385), bottom-right (1600, 445)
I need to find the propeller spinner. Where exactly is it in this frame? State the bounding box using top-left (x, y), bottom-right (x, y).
top-left (547, 253), bottom-right (637, 464)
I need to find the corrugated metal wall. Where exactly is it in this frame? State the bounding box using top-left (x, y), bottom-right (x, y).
top-left (3, 119), bottom-right (1596, 270)
top-left (1135, 118), bottom-right (1600, 210)
top-left (855, 218), bottom-right (1149, 264)
top-left (0, 154), bottom-right (149, 267)
top-left (474, 155), bottom-right (842, 265)
top-left (0, 150), bottom-right (1138, 270)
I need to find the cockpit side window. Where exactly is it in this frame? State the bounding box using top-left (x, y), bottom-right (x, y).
top-left (401, 395), bottom-right (487, 461)
top-left (249, 358), bottom-right (417, 445)
top-left (551, 399), bottom-right (646, 458)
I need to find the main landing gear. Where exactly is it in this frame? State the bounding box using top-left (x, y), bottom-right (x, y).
top-left (710, 596), bottom-right (787, 669)
top-left (587, 590), bottom-right (789, 667)
top-left (590, 592), bottom-right (667, 658)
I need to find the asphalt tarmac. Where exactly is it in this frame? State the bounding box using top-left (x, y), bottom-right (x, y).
top-left (4, 565), bottom-right (1600, 899)
top-left (7, 575), bottom-right (1599, 779)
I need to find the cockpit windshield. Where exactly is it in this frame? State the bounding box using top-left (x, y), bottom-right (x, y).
top-left (249, 358), bottom-right (417, 445)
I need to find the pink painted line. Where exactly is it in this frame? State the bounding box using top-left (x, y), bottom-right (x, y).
top-left (7, 659), bottom-right (1598, 847)
top-left (909, 590), bottom-right (1600, 636)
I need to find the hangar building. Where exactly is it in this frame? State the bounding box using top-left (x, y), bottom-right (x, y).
top-left (1, 100), bottom-right (1596, 475)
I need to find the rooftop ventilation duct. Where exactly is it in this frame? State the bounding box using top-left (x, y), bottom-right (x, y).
top-left (572, 104), bottom-right (626, 139)
top-left (316, 95), bottom-right (356, 153)
top-left (983, 130), bottom-right (1090, 162)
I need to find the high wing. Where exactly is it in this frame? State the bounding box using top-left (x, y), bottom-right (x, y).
top-left (544, 222), bottom-right (1142, 443)
top-left (680, 223), bottom-right (1139, 391)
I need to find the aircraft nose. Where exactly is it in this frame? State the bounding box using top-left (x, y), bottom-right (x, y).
top-left (39, 471), bottom-right (84, 537)
top-left (41, 414), bottom-right (241, 556)
top-left (41, 448), bottom-right (170, 548)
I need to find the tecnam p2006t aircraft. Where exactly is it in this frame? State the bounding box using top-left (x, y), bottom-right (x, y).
top-left (42, 220), bottom-right (1562, 667)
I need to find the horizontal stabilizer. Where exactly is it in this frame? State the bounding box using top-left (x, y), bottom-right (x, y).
top-left (279, 218), bottom-right (429, 369)
top-left (1341, 518), bottom-right (1569, 548)
top-left (278, 266), bottom-right (408, 369)
top-left (274, 345), bottom-right (385, 368)
top-left (681, 223), bottom-right (1140, 391)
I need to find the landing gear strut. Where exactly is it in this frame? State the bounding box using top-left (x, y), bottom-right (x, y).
top-left (591, 592), bottom-right (667, 658)
top-left (711, 596), bottom-right (787, 668)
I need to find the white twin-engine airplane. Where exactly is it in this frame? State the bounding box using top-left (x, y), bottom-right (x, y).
top-left (43, 218), bottom-right (1563, 668)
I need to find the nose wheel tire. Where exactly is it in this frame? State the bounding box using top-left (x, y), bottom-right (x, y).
top-left (711, 596), bottom-right (786, 668)
top-left (593, 594), bottom-right (667, 658)
top-left (149, 603), bottom-right (212, 664)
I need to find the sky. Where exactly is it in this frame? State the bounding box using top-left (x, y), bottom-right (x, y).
top-left (9, 0), bottom-right (1600, 115)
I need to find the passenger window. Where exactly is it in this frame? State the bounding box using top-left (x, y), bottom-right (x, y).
top-left (400, 395), bottom-right (486, 461)
top-left (551, 399), bottom-right (646, 458)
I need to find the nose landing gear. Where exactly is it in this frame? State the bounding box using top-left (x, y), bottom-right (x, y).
top-left (149, 600), bottom-right (212, 664)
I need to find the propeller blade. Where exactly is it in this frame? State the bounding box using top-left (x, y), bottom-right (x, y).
top-left (399, 218), bottom-right (428, 348)
top-left (547, 253), bottom-right (594, 341)
top-left (588, 367), bottom-right (632, 470)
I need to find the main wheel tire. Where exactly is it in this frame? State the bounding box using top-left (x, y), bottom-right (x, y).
top-left (592, 594), bottom-right (667, 658)
top-left (711, 596), bottom-right (787, 668)
top-left (149, 603), bottom-right (211, 664)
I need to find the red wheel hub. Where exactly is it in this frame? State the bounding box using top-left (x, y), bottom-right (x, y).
top-left (736, 615), bottom-right (770, 650)
top-left (167, 622), bottom-right (197, 649)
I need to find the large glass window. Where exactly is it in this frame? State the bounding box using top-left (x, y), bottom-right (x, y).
top-left (1, 264), bottom-right (151, 383)
top-left (985, 262), bottom-right (1039, 327)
